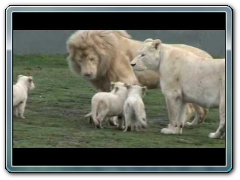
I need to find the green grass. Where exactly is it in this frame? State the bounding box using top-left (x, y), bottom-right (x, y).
top-left (13, 54), bottom-right (225, 148)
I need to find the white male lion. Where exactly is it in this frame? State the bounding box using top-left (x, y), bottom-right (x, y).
top-left (66, 30), bottom-right (211, 125)
top-left (131, 39), bottom-right (225, 138)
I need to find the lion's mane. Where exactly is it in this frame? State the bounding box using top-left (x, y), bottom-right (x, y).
top-left (66, 30), bottom-right (137, 91)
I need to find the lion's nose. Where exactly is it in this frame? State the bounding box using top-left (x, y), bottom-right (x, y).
top-left (131, 63), bottom-right (136, 67)
top-left (84, 73), bottom-right (92, 77)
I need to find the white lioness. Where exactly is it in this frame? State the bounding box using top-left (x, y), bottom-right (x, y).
top-left (13, 75), bottom-right (35, 118)
top-left (131, 39), bottom-right (225, 139)
top-left (86, 82), bottom-right (130, 129)
top-left (123, 85), bottom-right (147, 132)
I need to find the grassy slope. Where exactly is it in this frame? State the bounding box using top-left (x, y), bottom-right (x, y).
top-left (13, 55), bottom-right (225, 148)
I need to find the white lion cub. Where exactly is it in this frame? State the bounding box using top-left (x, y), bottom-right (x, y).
top-left (87, 82), bottom-right (130, 129)
top-left (13, 75), bottom-right (35, 118)
top-left (123, 85), bottom-right (147, 132)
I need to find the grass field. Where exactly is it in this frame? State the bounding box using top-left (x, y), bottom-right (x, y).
top-left (12, 54), bottom-right (225, 148)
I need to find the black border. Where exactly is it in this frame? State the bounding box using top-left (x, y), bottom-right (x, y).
top-left (12, 12), bottom-right (225, 30)
top-left (13, 148), bottom-right (225, 166)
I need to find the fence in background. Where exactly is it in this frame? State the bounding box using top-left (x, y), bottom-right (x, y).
top-left (13, 30), bottom-right (225, 57)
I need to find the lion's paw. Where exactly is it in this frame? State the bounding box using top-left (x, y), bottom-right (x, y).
top-left (161, 128), bottom-right (176, 134)
top-left (208, 132), bottom-right (221, 139)
top-left (186, 121), bottom-right (198, 127)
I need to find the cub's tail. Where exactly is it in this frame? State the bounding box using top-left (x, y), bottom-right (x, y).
top-left (85, 112), bottom-right (92, 118)
top-left (133, 104), bottom-right (147, 128)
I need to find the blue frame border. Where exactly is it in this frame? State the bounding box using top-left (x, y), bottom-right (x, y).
top-left (5, 5), bottom-right (233, 172)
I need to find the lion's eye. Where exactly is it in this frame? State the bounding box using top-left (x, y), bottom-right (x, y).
top-left (90, 58), bottom-right (95, 61)
top-left (141, 54), bottom-right (145, 57)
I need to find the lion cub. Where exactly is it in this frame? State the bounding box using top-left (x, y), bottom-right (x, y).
top-left (13, 75), bottom-right (35, 118)
top-left (87, 82), bottom-right (130, 129)
top-left (123, 85), bottom-right (147, 132)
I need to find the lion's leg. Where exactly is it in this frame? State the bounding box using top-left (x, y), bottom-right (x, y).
top-left (209, 86), bottom-right (225, 139)
top-left (164, 97), bottom-right (177, 131)
top-left (177, 102), bottom-right (188, 134)
top-left (161, 94), bottom-right (183, 135)
top-left (97, 110), bottom-right (108, 129)
top-left (187, 104), bottom-right (208, 127)
top-left (135, 125), bottom-right (139, 132)
top-left (209, 104), bottom-right (225, 139)
top-left (118, 115), bottom-right (125, 130)
top-left (18, 101), bottom-right (26, 119)
top-left (14, 107), bottom-right (19, 117)
top-left (109, 117), bottom-right (118, 126)
top-left (130, 125), bottom-right (134, 131)
top-left (186, 104), bottom-right (203, 127)
top-left (89, 116), bottom-right (93, 124)
top-left (184, 103), bottom-right (195, 124)
top-left (123, 113), bottom-right (130, 132)
top-left (106, 117), bottom-right (110, 126)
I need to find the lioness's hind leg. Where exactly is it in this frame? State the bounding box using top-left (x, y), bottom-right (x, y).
top-left (209, 102), bottom-right (225, 138)
top-left (208, 107), bottom-right (225, 139)
top-left (209, 78), bottom-right (225, 139)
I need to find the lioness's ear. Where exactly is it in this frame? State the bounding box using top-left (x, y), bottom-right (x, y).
top-left (142, 86), bottom-right (147, 97)
top-left (152, 39), bottom-right (162, 50)
top-left (144, 38), bottom-right (153, 43)
top-left (18, 75), bottom-right (23, 79)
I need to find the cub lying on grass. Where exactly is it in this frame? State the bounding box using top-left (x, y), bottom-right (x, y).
top-left (123, 85), bottom-right (147, 132)
top-left (86, 82), bottom-right (130, 129)
top-left (13, 75), bottom-right (35, 118)
top-left (131, 39), bottom-right (225, 139)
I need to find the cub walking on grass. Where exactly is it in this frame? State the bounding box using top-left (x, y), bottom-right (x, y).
top-left (13, 75), bottom-right (35, 118)
top-left (86, 82), bottom-right (130, 129)
top-left (123, 85), bottom-right (147, 132)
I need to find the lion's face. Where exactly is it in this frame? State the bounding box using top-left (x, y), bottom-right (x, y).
top-left (131, 39), bottom-right (162, 72)
top-left (71, 48), bottom-right (100, 80)
top-left (67, 30), bottom-right (129, 85)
